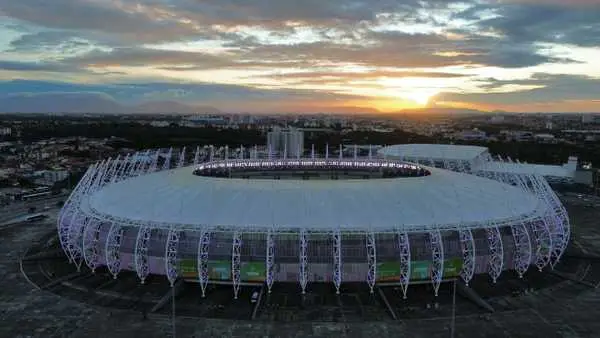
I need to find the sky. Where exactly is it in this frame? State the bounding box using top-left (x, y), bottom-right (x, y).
top-left (0, 0), bottom-right (599, 113)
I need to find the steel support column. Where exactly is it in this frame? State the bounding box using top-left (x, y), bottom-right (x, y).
top-left (135, 150), bottom-right (152, 175)
top-left (511, 222), bottom-right (532, 278)
top-left (534, 175), bottom-right (570, 266)
top-left (82, 218), bottom-right (102, 272)
top-left (266, 231), bottom-right (275, 293)
top-left (58, 164), bottom-right (96, 259)
top-left (162, 148), bottom-right (172, 171)
top-left (487, 226), bottom-right (504, 283)
top-left (149, 150), bottom-right (160, 173)
top-left (429, 231), bottom-right (444, 297)
top-left (529, 219), bottom-right (553, 271)
top-left (105, 222), bottom-right (124, 279)
top-left (67, 212), bottom-right (86, 271)
top-left (104, 155), bottom-right (121, 183)
top-left (177, 147), bottom-right (186, 168)
top-left (165, 228), bottom-right (180, 287)
top-left (134, 227), bottom-right (152, 284)
top-left (366, 232), bottom-right (376, 293)
top-left (126, 153), bottom-right (140, 177)
top-left (299, 229), bottom-right (308, 294)
top-left (232, 232), bottom-right (242, 299)
top-left (113, 154), bottom-right (130, 182)
top-left (193, 146), bottom-right (200, 165)
top-left (398, 231), bottom-right (411, 299)
top-left (333, 230), bottom-right (342, 294)
top-left (197, 230), bottom-right (211, 297)
top-left (458, 229), bottom-right (476, 286)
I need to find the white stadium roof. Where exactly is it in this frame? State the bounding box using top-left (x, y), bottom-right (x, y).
top-left (88, 166), bottom-right (541, 232)
top-left (478, 161), bottom-right (573, 178)
top-left (378, 144), bottom-right (488, 161)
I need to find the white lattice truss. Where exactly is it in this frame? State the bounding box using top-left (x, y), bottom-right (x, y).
top-left (266, 231), bottom-right (275, 293)
top-left (333, 230), bottom-right (342, 294)
top-left (193, 146), bottom-right (201, 165)
top-left (477, 159), bottom-right (569, 271)
top-left (232, 232), bottom-right (242, 299)
top-left (366, 232), bottom-right (376, 293)
top-left (197, 230), bottom-right (211, 297)
top-left (162, 148), bottom-right (172, 171)
top-left (511, 222), bottom-right (532, 278)
top-left (177, 147), bottom-right (186, 168)
top-left (57, 145), bottom-right (573, 295)
top-left (459, 229), bottom-right (475, 286)
top-left (105, 222), bottom-right (124, 279)
top-left (299, 229), bottom-right (308, 294)
top-left (398, 231), bottom-right (411, 299)
top-left (165, 228), bottom-right (180, 287)
top-left (58, 163), bottom-right (95, 262)
top-left (134, 227), bottom-right (152, 284)
top-left (486, 226), bottom-right (504, 283)
top-left (429, 231), bottom-right (444, 296)
top-left (82, 217), bottom-right (102, 273)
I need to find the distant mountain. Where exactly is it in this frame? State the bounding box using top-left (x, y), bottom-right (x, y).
top-left (286, 106), bottom-right (381, 114)
top-left (395, 107), bottom-right (489, 115)
top-left (0, 93), bottom-right (221, 114)
top-left (0, 92), bottom-right (122, 114)
top-left (130, 101), bottom-right (221, 114)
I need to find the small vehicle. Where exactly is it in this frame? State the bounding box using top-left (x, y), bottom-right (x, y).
top-left (251, 290), bottom-right (259, 304)
top-left (26, 214), bottom-right (47, 222)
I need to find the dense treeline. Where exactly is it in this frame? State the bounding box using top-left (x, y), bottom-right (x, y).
top-left (13, 121), bottom-right (600, 165)
top-left (19, 123), bottom-right (265, 149)
top-left (18, 122), bottom-right (434, 150)
top-left (454, 140), bottom-right (600, 165)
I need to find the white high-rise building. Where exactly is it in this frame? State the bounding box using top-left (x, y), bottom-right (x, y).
top-left (267, 127), bottom-right (304, 158)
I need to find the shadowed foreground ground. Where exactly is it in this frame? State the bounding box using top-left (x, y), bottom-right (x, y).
top-left (1, 196), bottom-right (600, 337)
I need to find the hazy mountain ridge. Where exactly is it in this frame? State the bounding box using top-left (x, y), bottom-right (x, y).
top-left (0, 92), bottom-right (499, 115)
top-left (0, 92), bottom-right (221, 114)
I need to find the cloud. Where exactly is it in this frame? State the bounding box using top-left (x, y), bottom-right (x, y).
top-left (0, 60), bottom-right (74, 72)
top-left (468, 2), bottom-right (600, 47)
top-left (435, 74), bottom-right (600, 105)
top-left (1, 0), bottom-right (599, 112)
top-left (0, 0), bottom-right (202, 43)
top-left (65, 47), bottom-right (231, 69)
top-left (0, 79), bottom-right (363, 106)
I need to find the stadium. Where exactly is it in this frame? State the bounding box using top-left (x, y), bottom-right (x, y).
top-left (57, 143), bottom-right (571, 303)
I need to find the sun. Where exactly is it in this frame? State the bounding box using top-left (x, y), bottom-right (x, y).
top-left (404, 91), bottom-right (436, 106)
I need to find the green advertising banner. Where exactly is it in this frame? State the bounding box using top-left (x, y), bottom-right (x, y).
top-left (179, 259), bottom-right (197, 278)
top-left (179, 260), bottom-right (267, 281)
top-left (208, 260), bottom-right (231, 280)
top-left (376, 259), bottom-right (463, 282)
top-left (411, 261), bottom-right (430, 281)
top-left (376, 262), bottom-right (401, 281)
top-left (240, 262), bottom-right (266, 281)
top-left (443, 258), bottom-right (462, 278)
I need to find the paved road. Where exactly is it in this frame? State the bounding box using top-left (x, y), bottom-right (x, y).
top-left (0, 195), bottom-right (67, 225)
top-left (0, 194), bottom-right (67, 214)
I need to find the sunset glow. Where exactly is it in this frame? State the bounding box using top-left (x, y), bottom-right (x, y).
top-left (0, 0), bottom-right (599, 113)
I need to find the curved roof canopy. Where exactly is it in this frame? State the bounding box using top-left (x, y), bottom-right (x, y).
top-left (378, 144), bottom-right (489, 162)
top-left (88, 166), bottom-right (541, 232)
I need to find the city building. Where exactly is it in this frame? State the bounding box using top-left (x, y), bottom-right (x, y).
top-left (267, 127), bottom-right (304, 158)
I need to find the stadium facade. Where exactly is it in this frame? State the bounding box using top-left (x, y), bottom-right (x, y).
top-left (57, 144), bottom-right (571, 299)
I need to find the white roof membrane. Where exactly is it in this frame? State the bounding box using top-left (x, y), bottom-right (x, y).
top-left (88, 166), bottom-right (541, 231)
top-left (378, 144), bottom-right (489, 161)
